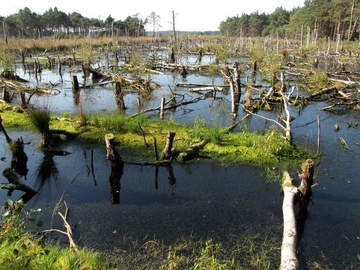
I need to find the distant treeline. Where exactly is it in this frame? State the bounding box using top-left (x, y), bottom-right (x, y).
top-left (1, 1), bottom-right (359, 41)
top-left (220, 0), bottom-right (360, 41)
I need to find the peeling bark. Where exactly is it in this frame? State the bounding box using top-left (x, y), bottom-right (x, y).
top-left (280, 171), bottom-right (299, 270)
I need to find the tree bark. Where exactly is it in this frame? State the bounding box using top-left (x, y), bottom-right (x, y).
top-left (114, 81), bottom-right (125, 110)
top-left (2, 167), bottom-right (37, 195)
top-left (162, 131), bottom-right (176, 160)
top-left (296, 159), bottom-right (314, 239)
top-left (280, 171), bottom-right (299, 270)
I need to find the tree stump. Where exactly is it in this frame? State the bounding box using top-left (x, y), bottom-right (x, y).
top-left (296, 159), bottom-right (314, 239)
top-left (114, 81), bottom-right (125, 110)
top-left (162, 132), bottom-right (176, 160)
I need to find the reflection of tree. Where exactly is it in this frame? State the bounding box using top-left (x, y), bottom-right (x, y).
top-left (2, 167), bottom-right (37, 204)
top-left (109, 163), bottom-right (123, 204)
top-left (34, 150), bottom-right (70, 193)
top-left (105, 134), bottom-right (124, 204)
top-left (0, 116), bottom-right (28, 179)
top-left (166, 165), bottom-right (176, 195)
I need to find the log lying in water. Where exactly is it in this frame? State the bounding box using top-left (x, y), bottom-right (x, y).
top-left (2, 167), bottom-right (37, 194)
top-left (280, 171), bottom-right (299, 270)
top-left (280, 159), bottom-right (314, 269)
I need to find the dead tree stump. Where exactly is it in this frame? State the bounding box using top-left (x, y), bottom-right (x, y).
top-left (296, 159), bottom-right (314, 239)
top-left (72, 75), bottom-right (80, 91)
top-left (162, 131), bottom-right (176, 160)
top-left (114, 81), bottom-right (126, 110)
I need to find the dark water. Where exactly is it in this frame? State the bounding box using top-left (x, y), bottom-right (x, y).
top-left (1, 54), bottom-right (360, 268)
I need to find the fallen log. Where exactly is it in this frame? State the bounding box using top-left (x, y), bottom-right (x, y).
top-left (175, 82), bottom-right (229, 88)
top-left (2, 167), bottom-right (37, 195)
top-left (280, 171), bottom-right (299, 270)
top-left (177, 139), bottom-right (209, 162)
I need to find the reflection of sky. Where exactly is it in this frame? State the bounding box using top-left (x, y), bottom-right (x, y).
top-left (2, 54), bottom-right (360, 268)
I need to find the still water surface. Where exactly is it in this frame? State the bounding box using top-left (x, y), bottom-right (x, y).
top-left (1, 55), bottom-right (359, 268)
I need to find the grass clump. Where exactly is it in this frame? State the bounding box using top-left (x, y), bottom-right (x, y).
top-left (28, 109), bottom-right (51, 134)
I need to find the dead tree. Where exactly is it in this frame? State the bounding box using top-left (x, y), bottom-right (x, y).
top-left (280, 171), bottom-right (299, 270)
top-left (162, 132), bottom-right (176, 160)
top-left (296, 159), bottom-right (314, 239)
top-left (220, 63), bottom-right (242, 117)
top-left (280, 159), bottom-right (315, 269)
top-left (114, 81), bottom-right (126, 111)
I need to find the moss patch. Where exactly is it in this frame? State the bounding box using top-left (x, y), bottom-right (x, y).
top-left (0, 108), bottom-right (310, 165)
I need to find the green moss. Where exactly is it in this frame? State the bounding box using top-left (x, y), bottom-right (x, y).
top-left (0, 105), bottom-right (32, 130)
top-left (0, 108), bottom-right (309, 165)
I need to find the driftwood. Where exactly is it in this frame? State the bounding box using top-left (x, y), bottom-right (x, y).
top-left (280, 171), bottom-right (299, 270)
top-left (177, 139), bottom-right (209, 163)
top-left (175, 82), bottom-right (229, 88)
top-left (42, 200), bottom-right (78, 251)
top-left (2, 167), bottom-right (37, 195)
top-left (129, 94), bottom-right (205, 118)
top-left (1, 71), bottom-right (28, 82)
top-left (187, 86), bottom-right (225, 93)
top-left (280, 159), bottom-right (315, 269)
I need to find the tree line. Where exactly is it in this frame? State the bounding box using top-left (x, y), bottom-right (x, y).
top-left (220, 0), bottom-right (359, 41)
top-left (1, 1), bottom-right (359, 41)
top-left (0, 7), bottom-right (147, 39)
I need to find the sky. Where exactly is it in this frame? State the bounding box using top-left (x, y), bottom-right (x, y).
top-left (1, 0), bottom-right (305, 32)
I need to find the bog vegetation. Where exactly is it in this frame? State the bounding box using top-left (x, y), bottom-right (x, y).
top-left (1, 2), bottom-right (360, 269)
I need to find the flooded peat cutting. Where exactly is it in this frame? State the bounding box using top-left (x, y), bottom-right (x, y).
top-left (1, 51), bottom-right (360, 269)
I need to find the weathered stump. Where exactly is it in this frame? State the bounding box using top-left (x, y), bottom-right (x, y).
top-left (160, 97), bottom-right (165, 119)
top-left (72, 75), bottom-right (80, 91)
top-left (296, 159), bottom-right (314, 239)
top-left (162, 131), bottom-right (176, 160)
top-left (114, 81), bottom-right (126, 110)
top-left (169, 47), bottom-right (175, 64)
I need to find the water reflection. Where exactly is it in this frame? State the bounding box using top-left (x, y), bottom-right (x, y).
top-left (34, 150), bottom-right (70, 192)
top-left (109, 164), bottom-right (122, 204)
